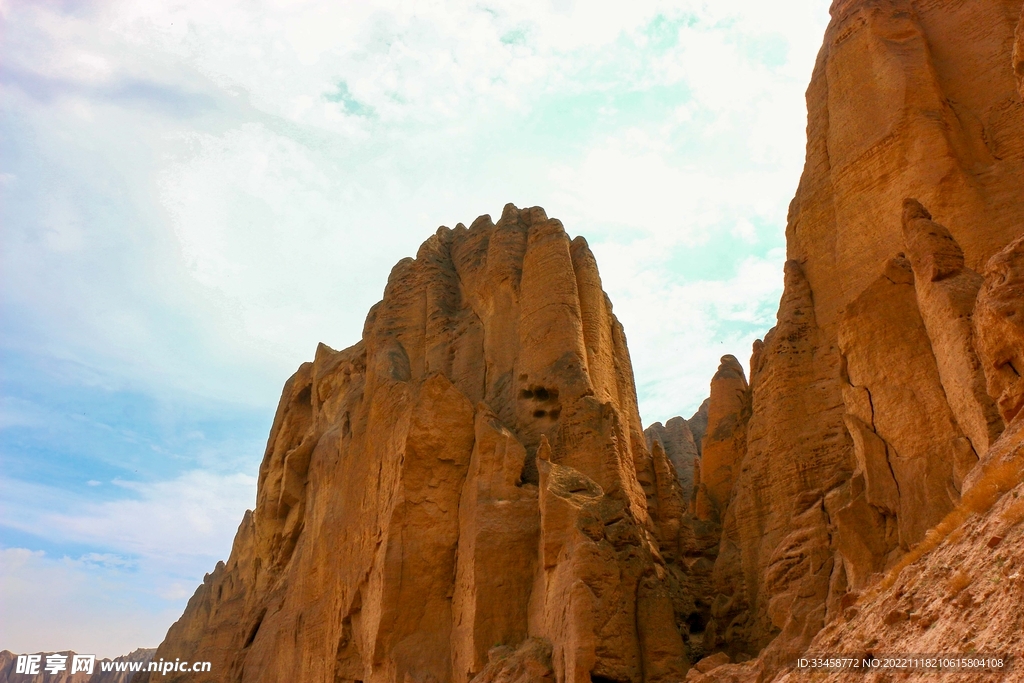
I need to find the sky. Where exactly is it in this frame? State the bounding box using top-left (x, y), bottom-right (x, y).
top-left (0, 0), bottom-right (831, 658)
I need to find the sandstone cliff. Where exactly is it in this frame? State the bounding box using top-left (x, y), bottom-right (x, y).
top-left (690, 222), bottom-right (1024, 683)
top-left (138, 206), bottom-right (696, 683)
top-left (687, 0), bottom-right (1024, 671)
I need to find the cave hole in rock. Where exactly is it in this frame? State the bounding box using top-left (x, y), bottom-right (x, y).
top-left (534, 410), bottom-right (546, 418)
top-left (687, 611), bottom-right (707, 634)
top-left (591, 675), bottom-right (628, 683)
top-left (520, 385), bottom-right (559, 402)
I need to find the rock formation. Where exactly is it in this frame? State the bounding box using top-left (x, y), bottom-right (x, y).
top-left (138, 206), bottom-right (694, 683)
top-left (1016, 9), bottom-right (1024, 97)
top-left (142, 0), bottom-right (1024, 681)
top-left (764, 224), bottom-right (1024, 683)
top-left (687, 401), bottom-right (709, 457)
top-left (692, 356), bottom-right (749, 525)
top-left (682, 185), bottom-right (1024, 683)
top-left (683, 0), bottom-right (1024, 670)
top-left (644, 417), bottom-right (699, 505)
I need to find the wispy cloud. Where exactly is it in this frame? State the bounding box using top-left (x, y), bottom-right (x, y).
top-left (0, 469), bottom-right (256, 655)
top-left (1, 470), bottom-right (255, 570)
top-left (0, 548), bottom-right (181, 658)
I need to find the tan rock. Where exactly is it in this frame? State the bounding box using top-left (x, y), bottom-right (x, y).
top-left (773, 424), bottom-right (1024, 683)
top-left (645, 416), bottom-right (699, 504)
top-left (964, 234), bottom-right (1024, 494)
top-left (688, 400), bottom-right (710, 457)
top-left (467, 639), bottom-right (553, 683)
top-left (693, 652), bottom-right (730, 674)
top-left (694, 357), bottom-right (749, 523)
top-left (138, 206), bottom-right (688, 683)
top-left (1016, 6), bottom-right (1024, 99)
top-left (701, 0), bottom-right (1024, 670)
top-left (973, 234), bottom-right (1024, 427)
top-left (708, 261), bottom-right (847, 660)
top-left (838, 254), bottom-right (965, 549)
top-left (901, 199), bottom-right (1004, 455)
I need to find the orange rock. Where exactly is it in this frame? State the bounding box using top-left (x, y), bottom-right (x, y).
top-left (693, 651), bottom-right (730, 673)
top-left (964, 234), bottom-right (1024, 495)
top-left (137, 206), bottom-right (688, 683)
top-left (901, 199), bottom-right (1004, 455)
top-left (838, 254), bottom-right (964, 549)
top-left (1016, 7), bottom-right (1024, 98)
top-left (644, 416), bottom-right (699, 505)
top-left (694, 356), bottom-right (749, 523)
top-left (973, 235), bottom-right (1024, 427)
top-left (701, 0), bottom-right (1024, 668)
top-left (688, 400), bottom-right (710, 457)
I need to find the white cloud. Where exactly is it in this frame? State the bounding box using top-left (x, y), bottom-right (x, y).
top-left (1, 470), bottom-right (255, 574)
top-left (0, 469), bottom-right (255, 653)
top-left (597, 244), bottom-right (786, 421)
top-left (0, 548), bottom-right (179, 658)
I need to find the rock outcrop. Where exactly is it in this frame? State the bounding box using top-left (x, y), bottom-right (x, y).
top-left (692, 357), bottom-right (749, 524)
top-left (687, 401), bottom-right (709, 457)
top-left (685, 0), bottom-right (1024, 670)
top-left (765, 232), bottom-right (1024, 683)
top-left (680, 177), bottom-right (1024, 683)
top-left (1016, 9), bottom-right (1024, 98)
top-left (644, 417), bottom-right (699, 506)
top-left (138, 206), bottom-right (693, 683)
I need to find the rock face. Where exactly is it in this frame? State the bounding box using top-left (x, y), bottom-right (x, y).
top-left (768, 236), bottom-right (1024, 683)
top-left (644, 417), bottom-right (699, 505)
top-left (138, 205), bottom-right (691, 683)
top-left (687, 401), bottom-right (709, 457)
top-left (1016, 9), bottom-right (1024, 97)
top-left (680, 168), bottom-right (1024, 683)
top-left (693, 356), bottom-right (749, 524)
top-left (688, 0), bottom-right (1024, 669)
